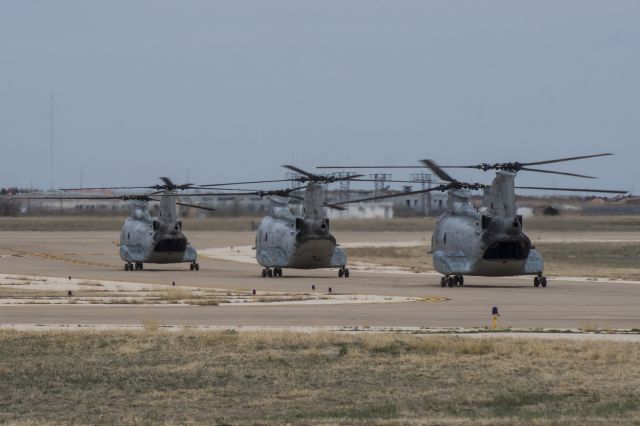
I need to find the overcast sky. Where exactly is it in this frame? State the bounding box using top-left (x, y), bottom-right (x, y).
top-left (1, 1), bottom-right (638, 194)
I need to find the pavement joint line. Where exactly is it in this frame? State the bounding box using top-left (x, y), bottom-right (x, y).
top-left (11, 249), bottom-right (119, 270)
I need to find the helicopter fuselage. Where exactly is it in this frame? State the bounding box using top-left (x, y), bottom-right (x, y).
top-left (255, 206), bottom-right (346, 270)
top-left (431, 211), bottom-right (543, 277)
top-left (430, 182), bottom-right (543, 278)
top-left (119, 204), bottom-right (197, 265)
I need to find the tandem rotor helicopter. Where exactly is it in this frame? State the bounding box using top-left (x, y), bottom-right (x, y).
top-left (8, 178), bottom-right (216, 272)
top-left (319, 153), bottom-right (627, 288)
top-left (190, 166), bottom-right (367, 278)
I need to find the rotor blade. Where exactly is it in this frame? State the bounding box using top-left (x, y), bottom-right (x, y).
top-left (167, 187), bottom-right (309, 198)
top-left (170, 192), bottom-right (265, 197)
top-left (518, 167), bottom-right (597, 179)
top-left (189, 187), bottom-right (259, 192)
top-left (159, 177), bottom-right (174, 188)
top-left (331, 173), bottom-right (366, 182)
top-left (324, 203), bottom-right (347, 211)
top-left (421, 159), bottom-right (458, 183)
top-left (175, 201), bottom-right (216, 211)
top-left (316, 165), bottom-right (423, 169)
top-left (331, 186), bottom-right (444, 206)
top-left (515, 186), bottom-right (627, 194)
top-left (522, 153), bottom-right (614, 167)
top-left (59, 186), bottom-right (155, 191)
top-left (282, 164), bottom-right (322, 180)
top-left (3, 195), bottom-right (127, 200)
top-left (197, 179), bottom-right (293, 187)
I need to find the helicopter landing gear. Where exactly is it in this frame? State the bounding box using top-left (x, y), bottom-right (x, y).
top-left (534, 273), bottom-right (547, 288)
top-left (442, 275), bottom-right (463, 287)
top-left (124, 262), bottom-right (135, 271)
top-left (261, 267), bottom-right (280, 278)
top-left (190, 262), bottom-right (199, 271)
top-left (133, 262), bottom-right (143, 271)
top-left (338, 267), bottom-right (349, 278)
top-left (261, 268), bottom-right (273, 278)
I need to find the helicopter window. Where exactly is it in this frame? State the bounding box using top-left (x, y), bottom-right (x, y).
top-left (127, 232), bottom-right (130, 240)
top-left (265, 233), bottom-right (268, 242)
top-left (443, 233), bottom-right (447, 244)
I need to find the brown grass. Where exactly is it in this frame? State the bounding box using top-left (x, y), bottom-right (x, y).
top-left (0, 330), bottom-right (639, 425)
top-left (347, 242), bottom-right (640, 280)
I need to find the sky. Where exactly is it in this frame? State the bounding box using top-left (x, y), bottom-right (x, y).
top-left (1, 1), bottom-right (638, 194)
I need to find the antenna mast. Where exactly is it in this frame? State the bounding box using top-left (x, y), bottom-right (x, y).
top-left (49, 92), bottom-right (54, 190)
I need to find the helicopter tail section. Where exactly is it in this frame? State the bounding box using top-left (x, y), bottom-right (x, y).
top-left (486, 171), bottom-right (516, 217)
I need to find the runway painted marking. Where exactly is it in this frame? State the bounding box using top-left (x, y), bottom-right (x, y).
top-left (418, 296), bottom-right (450, 303)
top-left (10, 249), bottom-right (119, 270)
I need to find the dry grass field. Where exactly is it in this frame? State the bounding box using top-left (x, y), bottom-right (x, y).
top-left (346, 242), bottom-right (640, 280)
top-left (1, 330), bottom-right (639, 425)
top-left (2, 214), bottom-right (640, 232)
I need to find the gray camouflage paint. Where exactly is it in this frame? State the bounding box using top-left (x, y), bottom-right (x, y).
top-left (255, 183), bottom-right (346, 270)
top-left (431, 171), bottom-right (544, 277)
top-left (119, 193), bottom-right (197, 264)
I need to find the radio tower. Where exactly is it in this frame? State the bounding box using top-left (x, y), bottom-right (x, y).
top-left (49, 92), bottom-right (54, 190)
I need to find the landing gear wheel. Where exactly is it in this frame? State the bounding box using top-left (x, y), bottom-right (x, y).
top-left (440, 277), bottom-right (446, 287)
top-left (454, 275), bottom-right (460, 286)
top-left (541, 276), bottom-right (547, 288)
top-left (262, 269), bottom-right (267, 278)
top-left (139, 262), bottom-right (143, 271)
top-left (458, 275), bottom-right (464, 286)
top-left (267, 268), bottom-right (273, 278)
top-left (194, 263), bottom-right (199, 272)
top-left (338, 268), bottom-right (344, 278)
top-left (190, 263), bottom-right (195, 271)
top-left (344, 269), bottom-right (350, 278)
top-left (124, 263), bottom-right (129, 271)
top-left (273, 267), bottom-right (281, 277)
top-left (127, 263), bottom-right (134, 272)
top-left (447, 276), bottom-right (455, 287)
top-left (534, 276), bottom-right (540, 287)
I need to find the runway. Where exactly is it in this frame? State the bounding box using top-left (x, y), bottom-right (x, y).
top-left (1, 231), bottom-right (639, 330)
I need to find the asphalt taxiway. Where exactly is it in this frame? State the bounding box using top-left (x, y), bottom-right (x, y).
top-left (1, 231), bottom-right (639, 330)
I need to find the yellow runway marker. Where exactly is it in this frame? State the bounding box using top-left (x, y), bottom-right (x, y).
top-left (418, 296), bottom-right (450, 303)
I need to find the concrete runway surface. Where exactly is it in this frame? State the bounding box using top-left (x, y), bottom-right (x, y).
top-left (0, 231), bottom-right (639, 330)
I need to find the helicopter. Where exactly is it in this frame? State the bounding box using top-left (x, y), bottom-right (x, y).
top-left (320, 154), bottom-right (627, 287)
top-left (7, 178), bottom-right (215, 271)
top-left (191, 166), bottom-right (365, 278)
